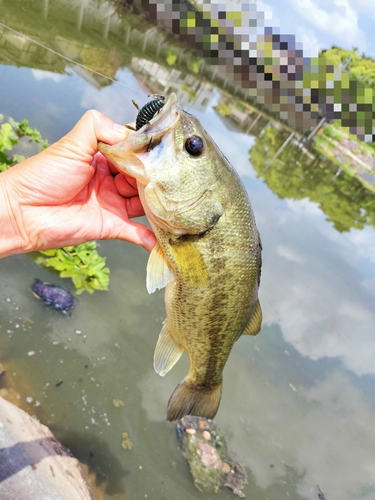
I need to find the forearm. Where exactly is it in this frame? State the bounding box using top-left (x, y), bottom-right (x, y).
top-left (0, 169), bottom-right (26, 258)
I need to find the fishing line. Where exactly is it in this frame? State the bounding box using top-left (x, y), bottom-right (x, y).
top-left (0, 21), bottom-right (144, 95)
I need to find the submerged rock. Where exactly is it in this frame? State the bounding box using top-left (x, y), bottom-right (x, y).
top-left (0, 396), bottom-right (95, 500)
top-left (32, 279), bottom-right (75, 314)
top-left (176, 416), bottom-right (247, 497)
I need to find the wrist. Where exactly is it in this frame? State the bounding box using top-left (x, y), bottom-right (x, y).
top-left (0, 169), bottom-right (27, 258)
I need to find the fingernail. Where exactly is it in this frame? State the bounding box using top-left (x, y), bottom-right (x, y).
top-left (144, 232), bottom-right (157, 252)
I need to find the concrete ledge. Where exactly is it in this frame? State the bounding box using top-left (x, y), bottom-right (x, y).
top-left (0, 396), bottom-right (95, 500)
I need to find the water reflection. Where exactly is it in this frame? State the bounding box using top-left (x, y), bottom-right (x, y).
top-left (223, 348), bottom-right (375, 500)
top-left (257, 188), bottom-right (375, 378)
top-left (1, 1), bottom-right (375, 499)
top-left (57, 430), bottom-right (129, 495)
top-left (251, 126), bottom-right (375, 232)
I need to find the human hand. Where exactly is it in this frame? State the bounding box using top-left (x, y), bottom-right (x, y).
top-left (0, 110), bottom-right (156, 258)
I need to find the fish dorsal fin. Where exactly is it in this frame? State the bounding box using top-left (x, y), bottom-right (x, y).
top-left (242, 300), bottom-right (262, 336)
top-left (154, 321), bottom-right (184, 376)
top-left (169, 239), bottom-right (209, 289)
top-left (146, 243), bottom-right (174, 294)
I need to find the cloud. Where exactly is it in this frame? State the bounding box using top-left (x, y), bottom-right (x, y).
top-left (257, 0), bottom-right (277, 25)
top-left (80, 68), bottom-right (144, 123)
top-left (31, 69), bottom-right (67, 83)
top-left (288, 0), bottom-right (366, 50)
top-left (351, 0), bottom-right (375, 20)
top-left (220, 356), bottom-right (375, 499)
top-left (286, 198), bottom-right (322, 216)
top-left (345, 227), bottom-right (375, 264)
top-left (295, 26), bottom-right (321, 56)
top-left (276, 244), bottom-right (305, 263)
top-left (258, 194), bottom-right (375, 377)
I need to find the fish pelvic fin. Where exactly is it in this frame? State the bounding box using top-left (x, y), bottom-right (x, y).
top-left (154, 321), bottom-right (184, 376)
top-left (166, 380), bottom-right (222, 421)
top-left (147, 242), bottom-right (174, 293)
top-left (242, 299), bottom-right (262, 336)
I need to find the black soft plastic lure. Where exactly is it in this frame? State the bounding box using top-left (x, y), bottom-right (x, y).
top-left (131, 94), bottom-right (166, 130)
top-left (32, 279), bottom-right (75, 315)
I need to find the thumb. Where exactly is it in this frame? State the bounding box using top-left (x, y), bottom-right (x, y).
top-left (56, 110), bottom-right (130, 161)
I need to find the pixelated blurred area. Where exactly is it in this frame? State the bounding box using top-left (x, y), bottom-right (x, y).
top-left (129, 0), bottom-right (375, 143)
top-left (2, 0), bottom-right (375, 190)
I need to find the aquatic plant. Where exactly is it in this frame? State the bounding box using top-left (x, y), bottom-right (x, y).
top-left (0, 114), bottom-right (48, 172)
top-left (35, 243), bottom-right (110, 295)
top-left (0, 115), bottom-right (110, 294)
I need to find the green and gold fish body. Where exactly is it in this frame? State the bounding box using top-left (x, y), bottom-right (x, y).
top-left (98, 93), bottom-right (262, 420)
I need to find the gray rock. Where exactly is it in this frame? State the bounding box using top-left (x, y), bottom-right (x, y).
top-left (0, 396), bottom-right (95, 500)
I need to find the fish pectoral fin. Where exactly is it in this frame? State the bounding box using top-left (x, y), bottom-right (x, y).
top-left (169, 239), bottom-right (209, 289)
top-left (146, 243), bottom-right (174, 294)
top-left (242, 300), bottom-right (262, 336)
top-left (154, 322), bottom-right (184, 376)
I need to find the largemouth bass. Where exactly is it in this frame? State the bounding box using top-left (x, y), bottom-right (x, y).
top-left (98, 93), bottom-right (262, 421)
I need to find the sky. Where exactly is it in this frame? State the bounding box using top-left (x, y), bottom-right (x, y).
top-left (257, 0), bottom-right (375, 58)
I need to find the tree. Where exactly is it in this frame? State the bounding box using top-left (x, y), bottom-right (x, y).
top-left (250, 126), bottom-right (375, 232)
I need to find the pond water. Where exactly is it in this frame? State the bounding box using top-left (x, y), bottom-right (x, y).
top-left (1, 1), bottom-right (375, 499)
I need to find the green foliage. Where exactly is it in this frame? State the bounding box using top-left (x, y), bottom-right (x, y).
top-left (181, 84), bottom-right (197, 102)
top-left (215, 101), bottom-right (232, 116)
top-left (1, 114), bottom-right (111, 294)
top-left (250, 126), bottom-right (375, 233)
top-left (332, 122), bottom-right (375, 156)
top-left (165, 46), bottom-right (178, 66)
top-left (35, 243), bottom-right (110, 295)
top-left (301, 46), bottom-right (375, 138)
top-left (187, 55), bottom-right (202, 74)
top-left (0, 114), bottom-right (48, 172)
top-left (322, 123), bottom-right (342, 141)
top-left (235, 101), bottom-right (246, 112)
top-left (320, 46), bottom-right (375, 88)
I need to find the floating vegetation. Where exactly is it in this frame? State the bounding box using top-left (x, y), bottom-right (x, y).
top-left (0, 114), bottom-right (48, 172)
top-left (35, 242), bottom-right (110, 295)
top-left (0, 115), bottom-right (111, 294)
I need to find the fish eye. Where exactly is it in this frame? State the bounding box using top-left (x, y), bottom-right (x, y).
top-left (184, 135), bottom-right (204, 156)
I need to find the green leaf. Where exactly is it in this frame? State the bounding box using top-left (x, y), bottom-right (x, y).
top-left (12, 154), bottom-right (26, 163)
top-left (39, 249), bottom-right (58, 257)
top-left (35, 241), bottom-right (110, 293)
top-left (0, 123), bottom-right (17, 151)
